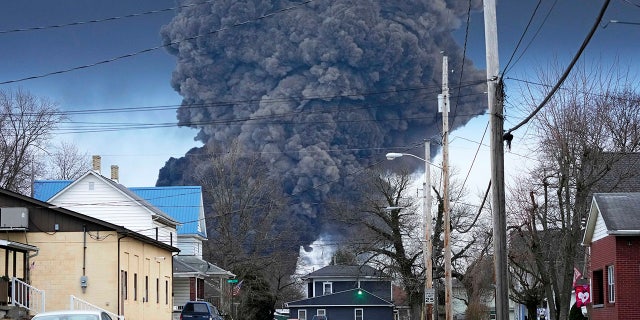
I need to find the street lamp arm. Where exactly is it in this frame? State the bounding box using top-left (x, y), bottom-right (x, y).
top-left (385, 152), bottom-right (425, 161)
top-left (385, 152), bottom-right (442, 168)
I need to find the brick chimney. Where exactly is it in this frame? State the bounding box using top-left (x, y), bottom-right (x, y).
top-left (92, 155), bottom-right (101, 173)
top-left (111, 165), bottom-right (119, 183)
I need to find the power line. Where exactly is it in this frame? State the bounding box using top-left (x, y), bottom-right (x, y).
top-left (0, 1), bottom-right (214, 35)
top-left (0, 0), bottom-right (316, 85)
top-left (504, 0), bottom-right (612, 136)
top-left (503, 0), bottom-right (560, 78)
top-left (502, 0), bottom-right (544, 73)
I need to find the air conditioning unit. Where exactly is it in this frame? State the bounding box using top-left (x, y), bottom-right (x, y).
top-left (0, 207), bottom-right (28, 229)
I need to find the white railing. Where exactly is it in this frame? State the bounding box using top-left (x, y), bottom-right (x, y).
top-left (70, 295), bottom-right (124, 320)
top-left (12, 277), bottom-right (45, 314)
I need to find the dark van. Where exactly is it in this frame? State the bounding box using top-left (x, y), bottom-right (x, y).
top-left (180, 301), bottom-right (223, 320)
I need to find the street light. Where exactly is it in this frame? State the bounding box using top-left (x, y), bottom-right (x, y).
top-left (385, 140), bottom-right (434, 320)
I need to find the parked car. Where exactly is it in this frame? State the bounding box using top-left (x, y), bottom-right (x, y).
top-left (181, 301), bottom-right (223, 320)
top-left (32, 310), bottom-right (113, 320)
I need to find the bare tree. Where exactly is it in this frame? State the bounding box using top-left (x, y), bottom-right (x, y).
top-left (45, 141), bottom-right (91, 180)
top-left (193, 140), bottom-right (299, 314)
top-left (329, 167), bottom-right (491, 320)
top-left (508, 59), bottom-right (640, 320)
top-left (0, 89), bottom-right (65, 194)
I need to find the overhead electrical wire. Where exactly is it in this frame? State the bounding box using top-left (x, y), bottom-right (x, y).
top-left (501, 0), bottom-right (545, 76)
top-left (502, 0), bottom-right (559, 77)
top-left (5, 79), bottom-right (488, 117)
top-left (0, 1), bottom-right (215, 35)
top-left (449, 0), bottom-right (473, 130)
top-left (505, 0), bottom-right (612, 136)
top-left (0, 0), bottom-right (316, 85)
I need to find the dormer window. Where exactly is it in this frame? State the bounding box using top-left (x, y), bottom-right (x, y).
top-left (323, 282), bottom-right (332, 295)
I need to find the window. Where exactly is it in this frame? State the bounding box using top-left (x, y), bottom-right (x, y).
top-left (355, 308), bottom-right (363, 320)
top-left (156, 278), bottom-right (160, 303)
top-left (592, 269), bottom-right (604, 305)
top-left (134, 273), bottom-right (138, 301)
top-left (298, 309), bottom-right (307, 320)
top-left (607, 265), bottom-right (615, 303)
top-left (317, 309), bottom-right (326, 316)
top-left (121, 271), bottom-right (128, 300)
top-left (145, 276), bottom-right (149, 302)
top-left (323, 282), bottom-right (332, 295)
top-left (165, 280), bottom-right (169, 305)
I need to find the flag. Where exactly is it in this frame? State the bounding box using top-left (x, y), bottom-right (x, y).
top-left (232, 280), bottom-right (243, 296)
top-left (572, 267), bottom-right (582, 287)
top-left (575, 285), bottom-right (590, 307)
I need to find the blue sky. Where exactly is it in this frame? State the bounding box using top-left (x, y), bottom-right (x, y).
top-left (0, 0), bottom-right (638, 189)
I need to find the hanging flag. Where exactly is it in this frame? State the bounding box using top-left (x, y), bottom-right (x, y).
top-left (575, 285), bottom-right (590, 307)
top-left (572, 267), bottom-right (582, 287)
top-left (232, 280), bottom-right (243, 296)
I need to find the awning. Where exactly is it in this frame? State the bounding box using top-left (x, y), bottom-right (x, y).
top-left (0, 240), bottom-right (38, 252)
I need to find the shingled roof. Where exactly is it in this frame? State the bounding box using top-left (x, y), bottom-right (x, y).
top-left (303, 265), bottom-right (389, 280)
top-left (583, 193), bottom-right (640, 246)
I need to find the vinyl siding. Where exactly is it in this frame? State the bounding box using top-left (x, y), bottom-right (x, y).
top-left (173, 278), bottom-right (191, 310)
top-left (593, 211), bottom-right (609, 242)
top-left (176, 236), bottom-right (202, 258)
top-left (50, 174), bottom-right (177, 246)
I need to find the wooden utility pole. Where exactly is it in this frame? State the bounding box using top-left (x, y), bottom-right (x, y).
top-left (484, 1), bottom-right (509, 320)
top-left (439, 55), bottom-right (453, 320)
top-left (424, 140), bottom-right (433, 320)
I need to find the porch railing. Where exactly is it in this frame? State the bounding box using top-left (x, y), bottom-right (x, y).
top-left (70, 295), bottom-right (124, 320)
top-left (12, 277), bottom-right (45, 314)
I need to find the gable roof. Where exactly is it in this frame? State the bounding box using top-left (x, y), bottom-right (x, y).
top-left (0, 187), bottom-right (179, 253)
top-left (304, 265), bottom-right (389, 280)
top-left (38, 171), bottom-right (178, 227)
top-left (583, 193), bottom-right (640, 245)
top-left (286, 288), bottom-right (393, 307)
top-left (130, 186), bottom-right (206, 238)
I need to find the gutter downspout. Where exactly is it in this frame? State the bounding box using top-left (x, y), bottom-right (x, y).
top-left (118, 233), bottom-right (127, 318)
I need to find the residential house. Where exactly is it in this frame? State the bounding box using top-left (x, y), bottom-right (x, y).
top-left (129, 186), bottom-right (235, 314)
top-left (285, 265), bottom-right (394, 320)
top-left (33, 162), bottom-right (179, 248)
top-left (581, 192), bottom-right (640, 320)
top-left (34, 157), bottom-right (234, 316)
top-left (0, 187), bottom-right (178, 319)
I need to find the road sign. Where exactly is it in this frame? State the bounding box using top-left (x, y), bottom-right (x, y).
top-left (227, 279), bottom-right (239, 283)
top-left (425, 288), bottom-right (435, 304)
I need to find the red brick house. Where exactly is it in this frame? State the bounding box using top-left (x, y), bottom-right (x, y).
top-left (582, 193), bottom-right (640, 320)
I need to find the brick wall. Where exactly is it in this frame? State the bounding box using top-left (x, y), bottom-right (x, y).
top-left (590, 235), bottom-right (640, 320)
top-left (590, 236), bottom-right (616, 320)
top-left (613, 237), bottom-right (640, 320)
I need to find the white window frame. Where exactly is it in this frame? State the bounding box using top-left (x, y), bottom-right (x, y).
top-left (355, 308), bottom-right (363, 320)
top-left (317, 309), bottom-right (326, 316)
top-left (607, 265), bottom-right (615, 303)
top-left (323, 282), bottom-right (332, 295)
top-left (298, 309), bottom-right (307, 320)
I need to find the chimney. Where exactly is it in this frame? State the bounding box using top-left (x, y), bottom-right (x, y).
top-left (92, 155), bottom-right (101, 173)
top-left (111, 165), bottom-right (119, 183)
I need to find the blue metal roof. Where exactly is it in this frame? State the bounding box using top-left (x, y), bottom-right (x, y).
top-left (32, 180), bottom-right (72, 201)
top-left (130, 186), bottom-right (206, 238)
top-left (33, 180), bottom-right (205, 238)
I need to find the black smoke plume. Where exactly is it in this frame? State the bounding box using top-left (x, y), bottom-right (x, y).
top-left (157, 0), bottom-right (487, 256)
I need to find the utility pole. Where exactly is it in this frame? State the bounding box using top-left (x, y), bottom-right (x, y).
top-left (438, 55), bottom-right (453, 320)
top-left (424, 140), bottom-right (433, 320)
top-left (484, 1), bottom-right (509, 320)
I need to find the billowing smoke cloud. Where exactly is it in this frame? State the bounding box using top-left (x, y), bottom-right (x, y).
top-left (158, 0), bottom-right (487, 246)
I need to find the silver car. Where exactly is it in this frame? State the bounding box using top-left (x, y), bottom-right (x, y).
top-left (32, 310), bottom-right (113, 320)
